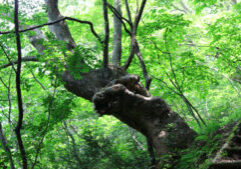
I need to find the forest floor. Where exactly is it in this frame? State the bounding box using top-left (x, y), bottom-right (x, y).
top-left (173, 120), bottom-right (241, 169)
top-left (207, 121), bottom-right (241, 169)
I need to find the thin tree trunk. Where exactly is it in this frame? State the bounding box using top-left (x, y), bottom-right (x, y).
top-left (14, 0), bottom-right (28, 168)
top-left (111, 0), bottom-right (122, 66)
top-left (45, 0), bottom-right (76, 49)
top-left (102, 0), bottom-right (110, 67)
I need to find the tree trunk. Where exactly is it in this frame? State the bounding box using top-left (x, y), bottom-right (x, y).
top-left (25, 1), bottom-right (197, 166)
top-left (111, 0), bottom-right (122, 66)
top-left (92, 74), bottom-right (196, 157)
top-left (45, 0), bottom-right (76, 49)
top-left (63, 68), bottom-right (196, 165)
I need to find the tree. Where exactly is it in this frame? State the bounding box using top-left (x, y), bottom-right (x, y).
top-left (1, 0), bottom-right (240, 168)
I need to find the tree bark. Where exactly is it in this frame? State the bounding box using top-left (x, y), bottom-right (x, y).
top-left (62, 66), bottom-right (126, 101)
top-left (14, 0), bottom-right (28, 168)
top-left (92, 75), bottom-right (196, 159)
top-left (102, 0), bottom-right (110, 67)
top-left (45, 0), bottom-right (76, 49)
top-left (111, 0), bottom-right (122, 66)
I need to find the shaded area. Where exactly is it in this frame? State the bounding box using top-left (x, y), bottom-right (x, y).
top-left (209, 122), bottom-right (241, 169)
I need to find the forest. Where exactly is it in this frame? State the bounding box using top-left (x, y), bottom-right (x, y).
top-left (0, 0), bottom-right (241, 168)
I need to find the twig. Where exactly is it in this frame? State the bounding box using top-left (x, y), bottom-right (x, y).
top-left (153, 75), bottom-right (203, 128)
top-left (107, 3), bottom-right (131, 25)
top-left (152, 76), bottom-right (180, 95)
top-left (129, 127), bottom-right (145, 150)
top-left (0, 70), bottom-right (14, 125)
top-left (107, 3), bottom-right (131, 35)
top-left (164, 28), bottom-right (181, 91)
top-left (0, 42), bottom-right (17, 73)
top-left (29, 68), bottom-right (46, 90)
top-left (171, 4), bottom-right (187, 13)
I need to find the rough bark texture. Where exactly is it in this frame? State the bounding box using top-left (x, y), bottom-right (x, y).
top-left (27, 28), bottom-right (47, 55)
top-left (111, 0), bottom-right (122, 66)
top-left (92, 74), bottom-right (196, 157)
top-left (62, 66), bottom-right (126, 101)
top-left (45, 0), bottom-right (76, 49)
top-left (62, 66), bottom-right (196, 158)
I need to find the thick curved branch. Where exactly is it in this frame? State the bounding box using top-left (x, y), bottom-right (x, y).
top-left (123, 37), bottom-right (152, 90)
top-left (93, 76), bottom-right (196, 157)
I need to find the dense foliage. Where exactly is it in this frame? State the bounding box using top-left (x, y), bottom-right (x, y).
top-left (0, 0), bottom-right (240, 168)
